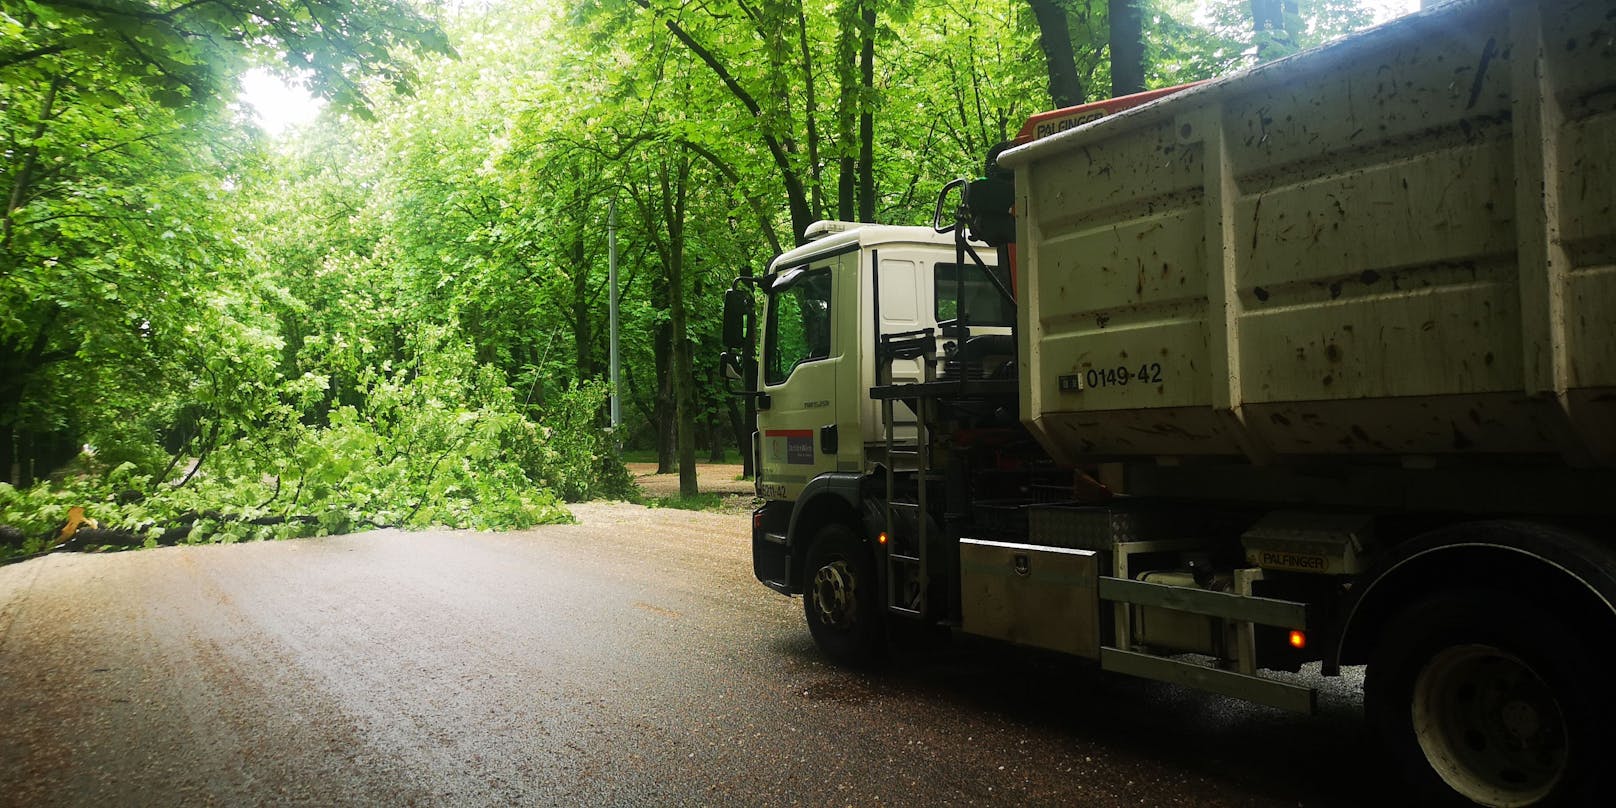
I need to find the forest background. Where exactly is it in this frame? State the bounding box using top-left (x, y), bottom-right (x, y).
top-left (0, 0), bottom-right (1406, 557)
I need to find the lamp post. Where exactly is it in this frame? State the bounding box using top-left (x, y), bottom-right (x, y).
top-left (608, 198), bottom-right (620, 432)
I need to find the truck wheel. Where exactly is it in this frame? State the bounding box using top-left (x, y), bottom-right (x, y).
top-left (803, 523), bottom-right (882, 665)
top-left (1366, 591), bottom-right (1607, 807)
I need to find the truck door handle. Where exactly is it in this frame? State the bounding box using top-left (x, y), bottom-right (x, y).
top-left (820, 424), bottom-right (838, 455)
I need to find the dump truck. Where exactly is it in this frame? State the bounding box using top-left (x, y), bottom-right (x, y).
top-left (720, 0), bottom-right (1616, 804)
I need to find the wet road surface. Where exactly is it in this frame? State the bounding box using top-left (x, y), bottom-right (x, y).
top-left (0, 501), bottom-right (1403, 806)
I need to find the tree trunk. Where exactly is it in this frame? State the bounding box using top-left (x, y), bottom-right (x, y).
top-left (569, 225), bottom-right (593, 380)
top-left (727, 393), bottom-right (754, 477)
top-left (1109, 0), bottom-right (1146, 97)
top-left (2, 425), bottom-right (17, 487)
top-left (835, 0), bottom-right (860, 221)
top-left (654, 319), bottom-right (675, 474)
top-left (738, 238), bottom-right (757, 479)
top-left (1026, 0), bottom-right (1085, 109)
top-left (795, 5), bottom-right (826, 216)
top-left (706, 405), bottom-right (727, 463)
top-left (662, 155), bottom-right (699, 498)
top-left (857, 2), bottom-right (876, 223)
top-left (0, 307), bottom-right (68, 486)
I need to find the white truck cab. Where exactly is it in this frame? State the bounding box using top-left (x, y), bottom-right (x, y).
top-left (747, 222), bottom-right (1003, 502)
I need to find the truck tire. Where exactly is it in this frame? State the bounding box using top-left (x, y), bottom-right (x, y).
top-left (1365, 590), bottom-right (1608, 807)
top-left (803, 523), bottom-right (882, 666)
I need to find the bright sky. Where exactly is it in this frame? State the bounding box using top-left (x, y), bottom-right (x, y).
top-left (239, 68), bottom-right (325, 137)
top-left (236, 1), bottom-right (1425, 136)
top-left (1365, 0), bottom-right (1424, 23)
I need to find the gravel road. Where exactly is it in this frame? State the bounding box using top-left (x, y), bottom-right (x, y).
top-left (0, 494), bottom-right (1397, 807)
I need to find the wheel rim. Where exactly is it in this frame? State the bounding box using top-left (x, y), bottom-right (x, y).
top-left (1411, 644), bottom-right (1568, 807)
top-left (811, 559), bottom-right (858, 631)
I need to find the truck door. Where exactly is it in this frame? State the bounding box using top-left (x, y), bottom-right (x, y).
top-left (759, 260), bottom-right (843, 501)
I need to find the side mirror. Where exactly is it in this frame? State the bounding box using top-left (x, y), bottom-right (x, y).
top-left (722, 288), bottom-right (752, 350)
top-left (720, 350), bottom-right (761, 401)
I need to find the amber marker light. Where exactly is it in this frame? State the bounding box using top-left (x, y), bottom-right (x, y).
top-left (878, 532), bottom-right (888, 545)
top-left (1289, 630), bottom-right (1307, 650)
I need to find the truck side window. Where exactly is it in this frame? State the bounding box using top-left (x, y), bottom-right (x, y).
top-left (935, 263), bottom-right (1013, 326)
top-left (765, 267), bottom-right (832, 385)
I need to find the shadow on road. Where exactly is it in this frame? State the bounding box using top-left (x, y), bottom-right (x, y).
top-left (771, 629), bottom-right (1397, 806)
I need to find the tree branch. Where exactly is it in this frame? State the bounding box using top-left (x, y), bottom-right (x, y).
top-left (629, 0), bottom-right (813, 239)
top-left (677, 139), bottom-right (783, 256)
top-left (4, 76), bottom-right (64, 254)
top-left (0, 44), bottom-right (70, 70)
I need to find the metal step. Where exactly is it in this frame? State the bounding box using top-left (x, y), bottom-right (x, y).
top-left (885, 552), bottom-right (924, 614)
top-left (1100, 647), bottom-right (1316, 714)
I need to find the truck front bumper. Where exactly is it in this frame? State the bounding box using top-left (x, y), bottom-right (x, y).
top-left (751, 502), bottom-right (794, 595)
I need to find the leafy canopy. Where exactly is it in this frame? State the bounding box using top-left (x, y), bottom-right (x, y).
top-left (1, 0), bottom-right (454, 113)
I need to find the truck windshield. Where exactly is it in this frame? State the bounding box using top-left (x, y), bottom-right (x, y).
top-left (935, 263), bottom-right (1013, 326)
top-left (765, 267), bottom-right (832, 385)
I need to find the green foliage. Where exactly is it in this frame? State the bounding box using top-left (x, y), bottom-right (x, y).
top-left (0, 483), bottom-right (70, 556)
top-left (3, 0), bottom-right (1402, 562)
top-left (0, 0), bottom-right (473, 555)
top-left (0, 344), bottom-right (591, 558)
top-left (256, 322), bottom-right (580, 529)
top-left (512, 381), bottom-right (639, 503)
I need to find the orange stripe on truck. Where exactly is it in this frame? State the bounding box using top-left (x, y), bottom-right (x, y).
top-left (1015, 83), bottom-right (1203, 144)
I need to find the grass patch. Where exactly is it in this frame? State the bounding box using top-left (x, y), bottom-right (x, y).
top-left (642, 492), bottom-right (729, 512)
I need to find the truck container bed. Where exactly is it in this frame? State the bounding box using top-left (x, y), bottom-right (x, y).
top-left (999, 0), bottom-right (1616, 468)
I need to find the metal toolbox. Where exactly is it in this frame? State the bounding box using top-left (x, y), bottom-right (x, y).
top-left (959, 538), bottom-right (1100, 659)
